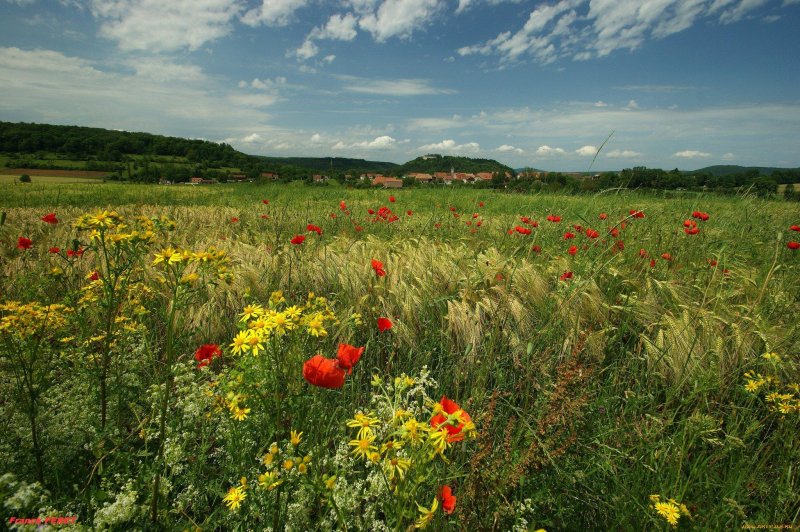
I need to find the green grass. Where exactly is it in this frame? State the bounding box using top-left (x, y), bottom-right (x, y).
top-left (0, 183), bottom-right (798, 530)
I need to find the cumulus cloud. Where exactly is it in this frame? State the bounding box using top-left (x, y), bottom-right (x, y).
top-left (337, 75), bottom-right (455, 96)
top-left (90, 0), bottom-right (241, 52)
top-left (358, 0), bottom-right (444, 42)
top-left (332, 135), bottom-right (397, 150)
top-left (294, 39), bottom-right (319, 60)
top-left (722, 152), bottom-right (736, 160)
top-left (674, 149), bottom-right (712, 158)
top-left (606, 149), bottom-right (643, 158)
top-left (594, 101), bottom-right (609, 107)
top-left (575, 145), bottom-right (597, 156)
top-left (535, 145), bottom-right (567, 156)
top-left (240, 0), bottom-right (308, 27)
top-left (416, 139), bottom-right (480, 154)
top-left (497, 144), bottom-right (524, 154)
top-left (312, 13), bottom-right (359, 40)
top-left (457, 0), bottom-right (782, 65)
top-left (242, 133), bottom-right (264, 143)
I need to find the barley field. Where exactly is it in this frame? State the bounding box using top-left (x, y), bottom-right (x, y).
top-left (1, 181), bottom-right (798, 530)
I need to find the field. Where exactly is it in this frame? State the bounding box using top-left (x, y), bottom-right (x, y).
top-left (1, 182), bottom-right (799, 530)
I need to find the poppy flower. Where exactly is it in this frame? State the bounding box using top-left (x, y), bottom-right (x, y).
top-left (585, 228), bottom-right (600, 239)
top-left (532, 245), bottom-right (541, 253)
top-left (377, 317), bottom-right (393, 332)
top-left (639, 249), bottom-right (648, 258)
top-left (307, 224), bottom-right (322, 235)
top-left (788, 241), bottom-right (800, 250)
top-left (194, 344), bottom-right (222, 368)
top-left (568, 245), bottom-right (578, 256)
top-left (476, 221), bottom-right (482, 227)
top-left (302, 355), bottom-right (346, 389)
top-left (438, 486), bottom-right (457, 515)
top-left (260, 214), bottom-right (269, 219)
top-left (515, 226), bottom-right (531, 235)
top-left (430, 396), bottom-right (472, 443)
top-left (546, 214), bottom-right (561, 222)
top-left (389, 195), bottom-right (396, 203)
top-left (336, 343), bottom-right (365, 374)
top-left (435, 223), bottom-right (442, 229)
top-left (610, 227), bottom-right (619, 238)
top-left (650, 259), bottom-right (656, 268)
top-left (291, 235), bottom-right (306, 245)
top-left (615, 240), bottom-right (625, 250)
top-left (89, 271), bottom-right (100, 281)
top-left (41, 213), bottom-right (58, 224)
top-left (371, 259), bottom-right (387, 277)
top-left (472, 213), bottom-right (479, 219)
top-left (354, 225), bottom-right (363, 232)
top-left (407, 210), bottom-right (413, 216)
top-left (683, 219), bottom-right (696, 228)
top-left (692, 211), bottom-right (710, 221)
top-left (449, 206), bottom-right (456, 212)
top-left (599, 213), bottom-right (608, 220)
top-left (564, 231), bottom-right (575, 240)
top-left (17, 237), bottom-right (32, 250)
top-left (368, 208), bottom-right (375, 215)
top-left (478, 201), bottom-right (485, 207)
top-left (685, 227), bottom-right (699, 235)
top-left (340, 200), bottom-right (347, 211)
top-left (661, 253), bottom-right (672, 261)
top-left (262, 199), bottom-right (269, 204)
top-left (791, 225), bottom-right (800, 232)
top-left (560, 271), bottom-right (573, 281)
top-left (49, 247), bottom-right (60, 254)
top-left (330, 213), bottom-right (337, 219)
top-left (230, 217), bottom-right (239, 223)
top-left (629, 210), bottom-right (645, 218)
top-left (67, 247), bottom-right (84, 258)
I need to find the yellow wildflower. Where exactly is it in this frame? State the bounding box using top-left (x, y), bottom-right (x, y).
top-left (223, 486), bottom-right (246, 511)
top-left (290, 430), bottom-right (303, 446)
top-left (414, 497), bottom-right (438, 529)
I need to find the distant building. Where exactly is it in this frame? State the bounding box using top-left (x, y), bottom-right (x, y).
top-left (406, 172), bottom-right (432, 182)
top-left (313, 174), bottom-right (329, 182)
top-left (371, 176), bottom-right (403, 188)
top-left (261, 172), bottom-right (279, 180)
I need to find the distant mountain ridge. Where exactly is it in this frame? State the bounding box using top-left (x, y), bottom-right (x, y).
top-left (689, 165), bottom-right (800, 176)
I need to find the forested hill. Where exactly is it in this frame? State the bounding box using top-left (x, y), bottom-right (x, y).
top-left (0, 121), bottom-right (248, 166)
top-left (257, 156), bottom-right (398, 174)
top-left (396, 154), bottom-right (513, 175)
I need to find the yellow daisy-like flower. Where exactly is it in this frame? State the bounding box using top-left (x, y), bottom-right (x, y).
top-left (258, 471), bottom-right (282, 491)
top-left (229, 330), bottom-right (250, 356)
top-left (231, 406), bottom-right (251, 421)
top-left (744, 379), bottom-right (764, 393)
top-left (290, 430), bottom-right (303, 447)
top-left (653, 501), bottom-right (681, 526)
top-left (152, 247), bottom-right (182, 266)
top-left (240, 304), bottom-right (264, 322)
top-left (223, 486), bottom-right (247, 511)
top-left (324, 475), bottom-right (337, 490)
top-left (428, 427), bottom-right (450, 457)
top-left (268, 312), bottom-right (294, 335)
top-left (762, 352), bottom-right (781, 362)
top-left (284, 305), bottom-right (302, 321)
top-left (283, 459), bottom-right (294, 471)
top-left (414, 497), bottom-right (439, 529)
top-left (245, 330), bottom-right (265, 356)
top-left (402, 418), bottom-right (426, 445)
top-left (385, 456), bottom-right (411, 480)
top-left (348, 434), bottom-right (378, 460)
top-left (347, 412), bottom-right (381, 439)
top-left (306, 313), bottom-right (328, 337)
top-left (270, 290), bottom-right (286, 306)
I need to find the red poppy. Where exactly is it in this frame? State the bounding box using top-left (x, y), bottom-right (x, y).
top-left (330, 213), bottom-right (337, 219)
top-left (340, 200), bottom-right (347, 211)
top-left (791, 225), bottom-right (800, 232)
top-left (377, 317), bottom-right (393, 332)
top-left (435, 223), bottom-right (442, 229)
top-left (430, 396), bottom-right (471, 443)
top-left (354, 225), bottom-right (364, 232)
top-left (546, 214), bottom-right (561, 222)
top-left (389, 195), bottom-right (396, 203)
top-left (478, 201), bottom-right (485, 207)
top-left (515, 226), bottom-right (531, 235)
top-left (260, 214), bottom-right (269, 219)
top-left (449, 206), bottom-right (456, 212)
top-left (438, 486), bottom-right (457, 515)
top-left (476, 221), bottom-right (482, 227)
top-left (568, 245), bottom-right (578, 256)
top-left (788, 241), bottom-right (800, 250)
top-left (17, 237), bottom-right (32, 250)
top-left (307, 224), bottom-right (322, 235)
top-left (303, 355), bottom-right (346, 389)
top-left (67, 247), bottom-right (85, 258)
top-left (639, 249), bottom-right (648, 258)
top-left (685, 227), bottom-right (699, 235)
top-left (585, 228), bottom-right (600, 239)
top-left (599, 213), bottom-right (608, 220)
top-left (407, 210), bottom-right (413, 216)
top-left (615, 240), bottom-right (625, 250)
top-left (230, 217), bottom-right (239, 223)
top-left (692, 211), bottom-right (710, 221)
top-left (532, 245), bottom-right (541, 253)
top-left (708, 259), bottom-right (718, 267)
top-left (262, 199), bottom-right (269, 204)
top-left (661, 253), bottom-right (672, 261)
top-left (291, 235), bottom-right (306, 245)
top-left (336, 343), bottom-right (365, 374)
top-left (49, 247), bottom-right (60, 254)
top-left (472, 213), bottom-right (479, 219)
top-left (650, 259), bottom-right (656, 268)
top-left (89, 271), bottom-right (100, 281)
top-left (368, 208), bottom-right (376, 215)
top-left (683, 219), bottom-right (696, 229)
top-left (560, 271), bottom-right (573, 281)
top-left (41, 213), bottom-right (58, 224)
top-left (629, 210), bottom-right (645, 218)
top-left (194, 344), bottom-right (222, 368)
top-left (610, 227), bottom-right (619, 238)
top-left (371, 259), bottom-right (386, 277)
top-left (564, 231), bottom-right (575, 240)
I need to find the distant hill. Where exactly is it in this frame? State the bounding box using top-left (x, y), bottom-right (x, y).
top-left (690, 165), bottom-right (799, 176)
top-left (397, 154), bottom-right (513, 175)
top-left (256, 156), bottom-right (398, 174)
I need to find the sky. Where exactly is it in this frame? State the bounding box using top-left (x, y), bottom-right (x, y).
top-left (0, 0), bottom-right (799, 171)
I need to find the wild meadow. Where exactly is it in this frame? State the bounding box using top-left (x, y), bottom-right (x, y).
top-left (1, 181), bottom-right (799, 530)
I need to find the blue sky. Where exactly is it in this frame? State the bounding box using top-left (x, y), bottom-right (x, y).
top-left (1, 0), bottom-right (799, 171)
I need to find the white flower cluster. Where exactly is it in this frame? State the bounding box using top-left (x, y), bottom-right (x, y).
top-left (92, 480), bottom-right (142, 530)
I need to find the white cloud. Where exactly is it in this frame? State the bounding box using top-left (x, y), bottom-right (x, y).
top-left (416, 139), bottom-right (480, 154)
top-left (674, 149), bottom-right (712, 158)
top-left (245, 77), bottom-right (287, 91)
top-left (333, 135), bottom-right (397, 150)
top-left (606, 149), bottom-right (643, 158)
top-left (358, 0), bottom-right (444, 42)
top-left (457, 0), bottom-right (781, 65)
top-left (295, 39), bottom-right (319, 60)
top-left (323, 54), bottom-right (336, 63)
top-left (575, 145), bottom-right (597, 156)
top-left (240, 0), bottom-right (308, 27)
top-left (310, 133), bottom-right (323, 143)
top-left (497, 144), bottom-right (524, 154)
top-left (535, 145), bottom-right (567, 156)
top-left (594, 100), bottom-right (609, 107)
top-left (625, 99), bottom-right (639, 110)
top-left (90, 0), bottom-right (241, 52)
top-left (242, 133), bottom-right (264, 143)
top-left (721, 152), bottom-right (736, 160)
top-left (227, 93), bottom-right (279, 108)
top-left (338, 75), bottom-right (455, 96)
top-left (311, 13), bottom-right (359, 41)
top-left (127, 58), bottom-right (206, 82)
